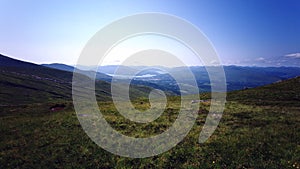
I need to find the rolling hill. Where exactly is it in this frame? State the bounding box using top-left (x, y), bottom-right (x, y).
top-left (0, 54), bottom-right (152, 105)
top-left (228, 76), bottom-right (300, 106)
top-left (41, 63), bottom-right (75, 72)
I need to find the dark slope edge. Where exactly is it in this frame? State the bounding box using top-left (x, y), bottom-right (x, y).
top-left (0, 54), bottom-right (152, 105)
top-left (228, 76), bottom-right (300, 106)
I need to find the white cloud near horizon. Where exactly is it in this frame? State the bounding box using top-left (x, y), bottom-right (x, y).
top-left (284, 52), bottom-right (300, 59)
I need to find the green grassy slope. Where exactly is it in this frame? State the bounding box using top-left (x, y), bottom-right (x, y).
top-left (228, 76), bottom-right (300, 106)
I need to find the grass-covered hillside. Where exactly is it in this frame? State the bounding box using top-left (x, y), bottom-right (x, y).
top-left (228, 76), bottom-right (300, 106)
top-left (0, 70), bottom-right (299, 168)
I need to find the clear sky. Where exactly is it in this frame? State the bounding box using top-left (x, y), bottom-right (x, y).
top-left (1, 0), bottom-right (300, 67)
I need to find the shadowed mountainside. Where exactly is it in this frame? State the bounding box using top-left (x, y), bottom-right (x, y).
top-left (0, 54), bottom-right (152, 105)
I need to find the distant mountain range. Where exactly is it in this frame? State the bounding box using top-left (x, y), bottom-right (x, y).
top-left (2, 53), bottom-right (300, 105)
top-left (43, 63), bottom-right (300, 94)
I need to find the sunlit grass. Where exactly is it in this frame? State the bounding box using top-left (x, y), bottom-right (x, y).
top-left (0, 99), bottom-right (299, 168)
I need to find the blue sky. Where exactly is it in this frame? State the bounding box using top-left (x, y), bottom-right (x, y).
top-left (1, 0), bottom-right (299, 67)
